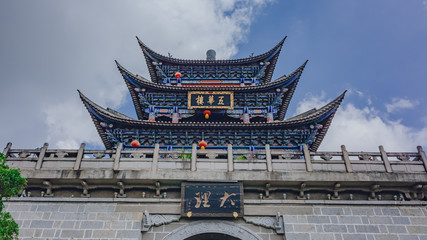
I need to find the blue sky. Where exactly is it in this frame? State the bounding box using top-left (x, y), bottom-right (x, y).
top-left (0, 0), bottom-right (426, 151)
top-left (241, 0), bottom-right (427, 127)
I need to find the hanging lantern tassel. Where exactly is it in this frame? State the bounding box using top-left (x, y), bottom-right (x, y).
top-left (131, 140), bottom-right (140, 148)
top-left (198, 140), bottom-right (207, 151)
top-left (203, 110), bottom-right (211, 119)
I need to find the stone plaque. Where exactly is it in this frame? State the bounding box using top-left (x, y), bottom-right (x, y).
top-left (181, 182), bottom-right (243, 218)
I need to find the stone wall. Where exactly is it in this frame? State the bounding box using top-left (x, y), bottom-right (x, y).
top-left (4, 198), bottom-right (427, 240)
top-left (281, 205), bottom-right (427, 240)
top-left (5, 200), bottom-right (142, 239)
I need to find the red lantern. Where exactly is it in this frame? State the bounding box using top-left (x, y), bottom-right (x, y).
top-left (203, 110), bottom-right (211, 119)
top-left (175, 72), bottom-right (182, 79)
top-left (130, 140), bottom-right (140, 148)
top-left (198, 140), bottom-right (207, 150)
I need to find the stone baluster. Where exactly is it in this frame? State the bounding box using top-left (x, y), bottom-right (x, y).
top-left (2, 142), bottom-right (12, 156)
top-left (227, 144), bottom-right (234, 172)
top-left (265, 144), bottom-right (272, 172)
top-left (113, 143), bottom-right (123, 171)
top-left (379, 145), bottom-right (392, 173)
top-left (152, 144), bottom-right (160, 173)
top-left (73, 143), bottom-right (86, 171)
top-left (35, 143), bottom-right (49, 170)
top-left (341, 145), bottom-right (353, 173)
top-left (302, 144), bottom-right (313, 172)
top-left (191, 143), bottom-right (197, 171)
top-left (417, 146), bottom-right (427, 173)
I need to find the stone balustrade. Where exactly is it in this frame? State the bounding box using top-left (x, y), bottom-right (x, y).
top-left (3, 142), bottom-right (427, 202)
top-left (3, 142), bottom-right (427, 174)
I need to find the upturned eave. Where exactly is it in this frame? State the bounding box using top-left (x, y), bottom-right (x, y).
top-left (137, 36), bottom-right (286, 84)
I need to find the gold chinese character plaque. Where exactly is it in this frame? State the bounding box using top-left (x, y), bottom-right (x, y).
top-left (181, 182), bottom-right (243, 218)
top-left (188, 91), bottom-right (234, 109)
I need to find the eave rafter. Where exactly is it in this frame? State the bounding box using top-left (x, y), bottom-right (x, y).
top-left (116, 60), bottom-right (307, 120)
top-left (79, 89), bottom-right (345, 150)
top-left (115, 60), bottom-right (147, 120)
top-left (115, 60), bottom-right (305, 92)
top-left (277, 60), bottom-right (308, 120)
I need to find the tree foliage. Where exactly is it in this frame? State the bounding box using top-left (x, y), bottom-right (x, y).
top-left (0, 152), bottom-right (27, 240)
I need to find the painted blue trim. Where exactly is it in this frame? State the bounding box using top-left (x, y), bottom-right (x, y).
top-left (123, 144), bottom-right (301, 151)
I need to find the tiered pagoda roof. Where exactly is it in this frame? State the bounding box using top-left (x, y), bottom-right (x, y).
top-left (115, 60), bottom-right (306, 121)
top-left (80, 90), bottom-right (345, 151)
top-left (137, 36), bottom-right (285, 85)
top-left (80, 36), bottom-right (345, 151)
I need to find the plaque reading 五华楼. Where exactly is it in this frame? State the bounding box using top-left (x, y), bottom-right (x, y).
top-left (188, 91), bottom-right (233, 109)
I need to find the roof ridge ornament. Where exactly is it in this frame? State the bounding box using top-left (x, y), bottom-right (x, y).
top-left (206, 49), bottom-right (216, 60)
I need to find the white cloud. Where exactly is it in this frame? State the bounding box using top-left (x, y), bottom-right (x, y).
top-left (355, 90), bottom-right (364, 97)
top-left (123, 0), bottom-right (270, 60)
top-left (0, 1), bottom-right (272, 149)
top-left (353, 90), bottom-right (372, 105)
top-left (43, 99), bottom-right (101, 149)
top-left (294, 93), bottom-right (328, 117)
top-left (296, 93), bottom-right (427, 152)
top-left (385, 98), bottom-right (419, 113)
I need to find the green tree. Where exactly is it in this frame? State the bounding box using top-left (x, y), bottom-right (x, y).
top-left (0, 152), bottom-right (27, 240)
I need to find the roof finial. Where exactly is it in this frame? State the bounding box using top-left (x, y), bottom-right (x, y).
top-left (206, 49), bottom-right (216, 60)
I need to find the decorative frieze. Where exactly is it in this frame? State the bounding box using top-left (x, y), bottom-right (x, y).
top-left (141, 211), bottom-right (181, 232)
top-left (243, 212), bottom-right (285, 234)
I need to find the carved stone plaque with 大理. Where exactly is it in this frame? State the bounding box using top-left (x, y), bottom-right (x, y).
top-left (181, 182), bottom-right (243, 218)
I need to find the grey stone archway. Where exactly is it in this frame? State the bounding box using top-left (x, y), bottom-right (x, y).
top-left (162, 220), bottom-right (263, 240)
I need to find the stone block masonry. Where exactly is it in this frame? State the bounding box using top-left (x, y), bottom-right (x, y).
top-left (4, 198), bottom-right (427, 240)
top-left (5, 200), bottom-right (142, 240)
top-left (281, 204), bottom-right (427, 240)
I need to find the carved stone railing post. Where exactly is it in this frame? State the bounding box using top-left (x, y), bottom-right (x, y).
top-left (73, 143), bottom-right (86, 170)
top-left (341, 145), bottom-right (353, 173)
top-left (265, 144), bottom-right (272, 172)
top-left (191, 143), bottom-right (197, 171)
top-left (113, 143), bottom-right (123, 171)
top-left (302, 144), bottom-right (313, 172)
top-left (2, 142), bottom-right (12, 156)
top-left (35, 143), bottom-right (49, 170)
top-left (227, 144), bottom-right (234, 172)
top-left (152, 144), bottom-right (160, 173)
top-left (379, 145), bottom-right (392, 173)
top-left (417, 146), bottom-right (427, 173)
